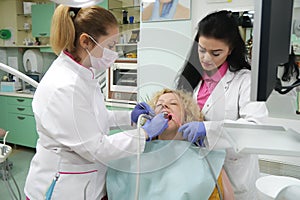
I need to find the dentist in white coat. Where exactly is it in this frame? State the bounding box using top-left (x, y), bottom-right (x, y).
top-left (24, 5), bottom-right (168, 200)
top-left (176, 11), bottom-right (268, 200)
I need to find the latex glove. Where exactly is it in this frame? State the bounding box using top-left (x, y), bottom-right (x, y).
top-left (142, 113), bottom-right (169, 141)
top-left (131, 102), bottom-right (155, 123)
top-left (178, 122), bottom-right (206, 144)
top-left (149, 0), bottom-right (179, 21)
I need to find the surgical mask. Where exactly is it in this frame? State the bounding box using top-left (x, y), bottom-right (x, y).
top-left (86, 35), bottom-right (118, 72)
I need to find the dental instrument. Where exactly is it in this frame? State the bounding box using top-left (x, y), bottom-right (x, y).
top-left (1, 131), bottom-right (21, 200)
top-left (135, 113), bottom-right (148, 200)
top-left (138, 102), bottom-right (155, 119)
top-left (134, 112), bottom-right (171, 200)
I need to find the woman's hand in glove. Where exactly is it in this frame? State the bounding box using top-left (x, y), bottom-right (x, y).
top-left (178, 122), bottom-right (206, 144)
top-left (142, 113), bottom-right (169, 141)
top-left (131, 102), bottom-right (155, 123)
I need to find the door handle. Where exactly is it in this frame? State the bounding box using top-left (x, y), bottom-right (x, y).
top-left (17, 107), bottom-right (25, 111)
top-left (17, 116), bottom-right (25, 120)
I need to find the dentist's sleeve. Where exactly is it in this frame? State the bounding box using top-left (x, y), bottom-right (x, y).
top-left (204, 72), bottom-right (268, 150)
top-left (39, 87), bottom-right (145, 164)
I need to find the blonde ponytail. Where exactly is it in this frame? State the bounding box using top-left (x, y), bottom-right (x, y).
top-left (50, 5), bottom-right (76, 55)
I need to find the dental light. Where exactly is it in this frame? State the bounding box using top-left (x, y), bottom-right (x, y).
top-left (50, 0), bottom-right (104, 7)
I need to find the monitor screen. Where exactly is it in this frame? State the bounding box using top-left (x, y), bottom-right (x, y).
top-left (251, 0), bottom-right (294, 101)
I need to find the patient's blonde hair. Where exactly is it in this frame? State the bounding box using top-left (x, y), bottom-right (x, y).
top-left (147, 88), bottom-right (204, 124)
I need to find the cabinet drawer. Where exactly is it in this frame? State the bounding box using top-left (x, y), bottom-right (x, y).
top-left (6, 96), bottom-right (32, 106)
top-left (6, 113), bottom-right (38, 148)
top-left (7, 104), bottom-right (33, 115)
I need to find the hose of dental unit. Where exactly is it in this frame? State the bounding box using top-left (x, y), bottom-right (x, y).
top-left (2, 159), bottom-right (22, 200)
top-left (134, 114), bottom-right (148, 200)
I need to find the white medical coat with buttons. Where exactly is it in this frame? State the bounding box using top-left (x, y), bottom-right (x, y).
top-left (24, 52), bottom-right (145, 200)
top-left (193, 69), bottom-right (268, 200)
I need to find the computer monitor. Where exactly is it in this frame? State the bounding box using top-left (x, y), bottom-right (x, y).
top-left (251, 0), bottom-right (294, 101)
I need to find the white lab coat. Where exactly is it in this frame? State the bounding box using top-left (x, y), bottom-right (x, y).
top-left (24, 52), bottom-right (145, 200)
top-left (193, 69), bottom-right (268, 200)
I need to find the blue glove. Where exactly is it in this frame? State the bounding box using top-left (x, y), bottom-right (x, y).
top-left (178, 122), bottom-right (206, 145)
top-left (142, 113), bottom-right (169, 141)
top-left (131, 102), bottom-right (155, 123)
top-left (149, 0), bottom-right (179, 21)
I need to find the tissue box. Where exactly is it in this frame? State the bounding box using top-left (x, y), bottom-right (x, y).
top-left (1, 82), bottom-right (15, 92)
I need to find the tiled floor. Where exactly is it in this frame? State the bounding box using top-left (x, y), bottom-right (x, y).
top-left (0, 145), bottom-right (35, 200)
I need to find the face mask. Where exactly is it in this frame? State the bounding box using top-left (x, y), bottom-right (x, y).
top-left (86, 36), bottom-right (118, 72)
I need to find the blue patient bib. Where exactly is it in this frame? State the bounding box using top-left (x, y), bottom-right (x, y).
top-left (106, 140), bottom-right (225, 200)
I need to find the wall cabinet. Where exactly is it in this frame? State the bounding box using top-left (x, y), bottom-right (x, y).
top-left (31, 3), bottom-right (56, 37)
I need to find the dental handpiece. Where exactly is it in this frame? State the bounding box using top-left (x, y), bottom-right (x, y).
top-left (163, 112), bottom-right (173, 120)
top-left (138, 102), bottom-right (155, 119)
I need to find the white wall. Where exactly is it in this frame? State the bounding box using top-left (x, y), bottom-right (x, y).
top-left (138, 19), bottom-right (192, 101)
top-left (191, 0), bottom-right (254, 32)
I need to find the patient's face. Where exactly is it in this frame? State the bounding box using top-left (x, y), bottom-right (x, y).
top-left (154, 92), bottom-right (183, 136)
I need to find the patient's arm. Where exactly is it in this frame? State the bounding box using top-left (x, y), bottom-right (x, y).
top-left (221, 168), bottom-right (235, 200)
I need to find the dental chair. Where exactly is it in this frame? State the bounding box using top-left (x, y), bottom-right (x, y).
top-left (0, 130), bottom-right (21, 200)
top-left (275, 185), bottom-right (300, 200)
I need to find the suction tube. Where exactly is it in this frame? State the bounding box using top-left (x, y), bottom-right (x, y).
top-left (134, 114), bottom-right (149, 200)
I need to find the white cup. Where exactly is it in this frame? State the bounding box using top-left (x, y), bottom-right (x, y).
top-left (24, 23), bottom-right (31, 30)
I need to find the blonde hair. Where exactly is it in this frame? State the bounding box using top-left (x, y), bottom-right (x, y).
top-left (147, 88), bottom-right (204, 124)
top-left (50, 5), bottom-right (118, 57)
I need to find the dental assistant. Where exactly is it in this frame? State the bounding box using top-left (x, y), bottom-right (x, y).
top-left (24, 5), bottom-right (168, 200)
top-left (176, 11), bottom-right (268, 199)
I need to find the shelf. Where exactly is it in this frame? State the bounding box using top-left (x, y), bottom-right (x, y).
top-left (119, 22), bottom-right (140, 26)
top-left (0, 45), bottom-right (50, 48)
top-left (115, 58), bottom-right (137, 63)
top-left (17, 29), bottom-right (31, 32)
top-left (116, 43), bottom-right (137, 47)
top-left (17, 14), bottom-right (31, 17)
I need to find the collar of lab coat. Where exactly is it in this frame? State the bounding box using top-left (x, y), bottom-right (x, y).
top-left (60, 51), bottom-right (96, 81)
top-left (194, 68), bottom-right (235, 114)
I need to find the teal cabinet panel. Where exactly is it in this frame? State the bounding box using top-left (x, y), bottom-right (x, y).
top-left (106, 105), bottom-right (132, 135)
top-left (40, 46), bottom-right (53, 53)
top-left (6, 96), bottom-right (32, 107)
top-left (1, 95), bottom-right (37, 148)
top-left (31, 3), bottom-right (56, 37)
top-left (98, 0), bottom-right (108, 9)
top-left (0, 96), bottom-right (7, 129)
top-left (6, 113), bottom-right (38, 148)
top-left (7, 104), bottom-right (33, 116)
top-left (106, 105), bottom-right (132, 111)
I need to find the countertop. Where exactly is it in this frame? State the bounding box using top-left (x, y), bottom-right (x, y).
top-left (0, 91), bottom-right (34, 98)
top-left (0, 92), bottom-right (134, 109)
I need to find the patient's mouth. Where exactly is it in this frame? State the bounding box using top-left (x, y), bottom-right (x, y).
top-left (163, 112), bottom-right (172, 120)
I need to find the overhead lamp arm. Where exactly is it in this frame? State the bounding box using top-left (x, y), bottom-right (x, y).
top-left (50, 0), bottom-right (104, 7)
top-left (0, 62), bottom-right (38, 88)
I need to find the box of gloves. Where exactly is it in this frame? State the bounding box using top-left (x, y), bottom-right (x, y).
top-left (0, 82), bottom-right (15, 92)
